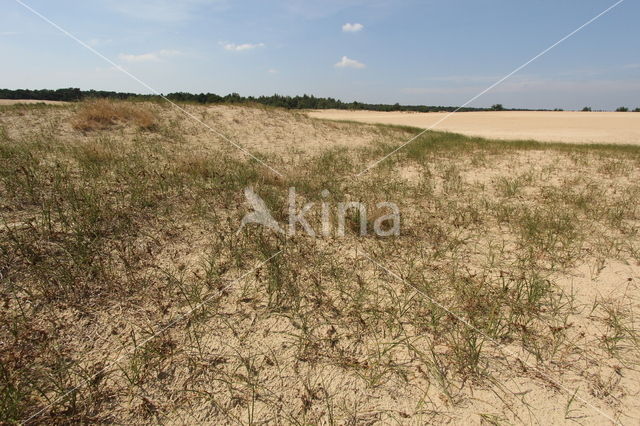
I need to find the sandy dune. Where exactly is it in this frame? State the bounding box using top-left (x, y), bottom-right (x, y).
top-left (3, 101), bottom-right (640, 424)
top-left (308, 110), bottom-right (640, 145)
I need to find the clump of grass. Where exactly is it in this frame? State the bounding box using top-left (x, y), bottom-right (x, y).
top-left (496, 173), bottom-right (532, 198)
top-left (593, 298), bottom-right (639, 362)
top-left (0, 125), bottom-right (9, 142)
top-left (72, 99), bottom-right (157, 131)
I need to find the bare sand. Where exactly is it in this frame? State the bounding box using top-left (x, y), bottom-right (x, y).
top-left (308, 110), bottom-right (640, 145)
top-left (0, 99), bottom-right (67, 105)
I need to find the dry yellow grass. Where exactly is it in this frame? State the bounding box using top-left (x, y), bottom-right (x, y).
top-left (71, 99), bottom-right (157, 131)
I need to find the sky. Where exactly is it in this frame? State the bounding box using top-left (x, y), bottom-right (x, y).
top-left (1, 0), bottom-right (639, 110)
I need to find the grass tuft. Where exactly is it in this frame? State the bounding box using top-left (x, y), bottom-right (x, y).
top-left (72, 99), bottom-right (157, 131)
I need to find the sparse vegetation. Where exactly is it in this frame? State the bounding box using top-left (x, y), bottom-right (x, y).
top-left (0, 101), bottom-right (639, 424)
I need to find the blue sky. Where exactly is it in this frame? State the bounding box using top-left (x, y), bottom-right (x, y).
top-left (1, 0), bottom-right (639, 110)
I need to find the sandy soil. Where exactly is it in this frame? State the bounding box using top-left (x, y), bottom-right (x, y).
top-left (0, 99), bottom-right (68, 105)
top-left (308, 110), bottom-right (640, 145)
top-left (3, 102), bottom-right (640, 424)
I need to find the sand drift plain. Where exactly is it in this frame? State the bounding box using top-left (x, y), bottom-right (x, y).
top-left (309, 110), bottom-right (640, 145)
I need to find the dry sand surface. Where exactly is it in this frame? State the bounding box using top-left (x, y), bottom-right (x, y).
top-left (0, 99), bottom-right (68, 105)
top-left (309, 109), bottom-right (640, 145)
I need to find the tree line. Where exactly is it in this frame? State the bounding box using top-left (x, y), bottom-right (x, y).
top-left (4, 88), bottom-right (636, 112)
top-left (1, 88), bottom-right (498, 112)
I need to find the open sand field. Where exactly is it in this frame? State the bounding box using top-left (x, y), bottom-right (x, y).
top-left (0, 99), bottom-right (68, 106)
top-left (2, 100), bottom-right (640, 424)
top-left (309, 110), bottom-right (640, 145)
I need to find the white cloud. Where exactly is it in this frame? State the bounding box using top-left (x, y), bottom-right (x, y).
top-left (118, 49), bottom-right (182, 63)
top-left (222, 42), bottom-right (265, 52)
top-left (87, 38), bottom-right (113, 47)
top-left (342, 23), bottom-right (364, 33)
top-left (335, 56), bottom-right (365, 69)
top-left (0, 31), bottom-right (19, 36)
top-left (267, 69), bottom-right (279, 74)
top-left (119, 53), bottom-right (159, 62)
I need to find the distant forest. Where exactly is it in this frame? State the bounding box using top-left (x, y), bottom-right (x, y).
top-left (0, 87), bottom-right (514, 112)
